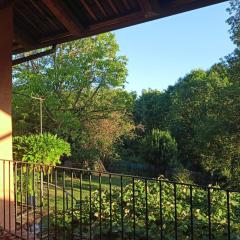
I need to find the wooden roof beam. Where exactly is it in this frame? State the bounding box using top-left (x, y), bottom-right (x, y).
top-left (14, 27), bottom-right (36, 49)
top-left (89, 11), bottom-right (144, 32)
top-left (79, 0), bottom-right (98, 21)
top-left (0, 0), bottom-right (13, 9)
top-left (42, 0), bottom-right (83, 36)
top-left (107, 0), bottom-right (118, 15)
top-left (137, 0), bottom-right (156, 17)
top-left (95, 0), bottom-right (107, 18)
top-left (13, 45), bottom-right (56, 66)
top-left (122, 0), bottom-right (131, 11)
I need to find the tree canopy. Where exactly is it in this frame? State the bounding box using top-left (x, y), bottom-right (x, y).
top-left (13, 33), bottom-right (134, 168)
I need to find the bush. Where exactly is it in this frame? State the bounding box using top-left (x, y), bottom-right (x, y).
top-left (143, 129), bottom-right (180, 170)
top-left (52, 178), bottom-right (240, 239)
top-left (13, 133), bottom-right (71, 165)
top-left (88, 181), bottom-right (240, 239)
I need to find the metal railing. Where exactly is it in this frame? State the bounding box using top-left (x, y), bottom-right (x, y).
top-left (0, 159), bottom-right (240, 239)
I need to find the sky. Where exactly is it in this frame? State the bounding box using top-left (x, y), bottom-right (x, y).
top-left (114, 2), bottom-right (235, 94)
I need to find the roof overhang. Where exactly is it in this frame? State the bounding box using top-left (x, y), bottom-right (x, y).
top-left (11, 0), bottom-right (228, 54)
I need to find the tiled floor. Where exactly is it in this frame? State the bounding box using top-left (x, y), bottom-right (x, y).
top-left (0, 231), bottom-right (36, 240)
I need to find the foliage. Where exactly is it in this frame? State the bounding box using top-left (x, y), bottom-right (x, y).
top-left (132, 64), bottom-right (240, 186)
top-left (227, 0), bottom-right (240, 46)
top-left (199, 60), bottom-right (240, 187)
top-left (13, 33), bottom-right (133, 168)
top-left (134, 89), bottom-right (164, 130)
top-left (13, 133), bottom-right (71, 165)
top-left (52, 179), bottom-right (240, 240)
top-left (134, 89), bottom-right (169, 131)
top-left (82, 112), bottom-right (134, 168)
top-left (117, 124), bottom-right (146, 165)
top-left (165, 69), bottom-right (228, 169)
top-left (143, 129), bottom-right (180, 170)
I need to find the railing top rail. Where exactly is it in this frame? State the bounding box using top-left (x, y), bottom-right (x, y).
top-left (1, 158), bottom-right (239, 193)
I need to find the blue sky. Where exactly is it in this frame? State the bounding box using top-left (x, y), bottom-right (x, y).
top-left (114, 2), bottom-right (235, 94)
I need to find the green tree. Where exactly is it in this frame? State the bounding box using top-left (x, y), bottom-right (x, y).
top-left (166, 69), bottom-right (227, 168)
top-left (131, 63), bottom-right (239, 185)
top-left (198, 60), bottom-right (240, 186)
top-left (143, 129), bottom-right (179, 170)
top-left (195, 1), bottom-right (240, 186)
top-left (13, 33), bottom-right (133, 167)
top-left (134, 89), bottom-right (170, 131)
top-left (227, 0), bottom-right (240, 46)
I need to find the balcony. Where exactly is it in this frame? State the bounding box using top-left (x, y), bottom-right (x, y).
top-left (0, 159), bottom-right (239, 240)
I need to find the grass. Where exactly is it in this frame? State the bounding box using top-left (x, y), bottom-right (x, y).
top-left (17, 171), bottom-right (130, 213)
top-left (15, 169), bottom-right (134, 239)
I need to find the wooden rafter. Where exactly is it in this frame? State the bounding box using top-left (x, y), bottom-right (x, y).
top-left (89, 11), bottom-right (144, 32)
top-left (13, 45), bottom-right (56, 66)
top-left (31, 0), bottom-right (60, 29)
top-left (79, 0), bottom-right (97, 21)
top-left (42, 11), bottom-right (145, 43)
top-left (13, 11), bottom-right (145, 54)
top-left (0, 0), bottom-right (14, 9)
top-left (137, 0), bottom-right (156, 17)
top-left (12, 0), bottom-right (228, 54)
top-left (42, 0), bottom-right (83, 36)
top-left (15, 6), bottom-right (45, 34)
top-left (14, 26), bottom-right (36, 48)
top-left (95, 0), bottom-right (107, 18)
top-left (107, 0), bottom-right (118, 15)
top-left (122, 0), bottom-right (130, 11)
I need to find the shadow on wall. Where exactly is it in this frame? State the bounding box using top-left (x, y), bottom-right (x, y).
top-left (0, 132), bottom-right (12, 142)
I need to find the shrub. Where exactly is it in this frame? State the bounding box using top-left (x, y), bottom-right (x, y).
top-left (87, 181), bottom-right (240, 239)
top-left (143, 129), bottom-right (180, 169)
top-left (13, 133), bottom-right (71, 165)
top-left (52, 178), bottom-right (240, 240)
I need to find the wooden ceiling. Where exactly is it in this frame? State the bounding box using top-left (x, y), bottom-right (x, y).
top-left (12, 0), bottom-right (227, 54)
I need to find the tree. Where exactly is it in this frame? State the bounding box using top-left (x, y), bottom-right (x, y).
top-left (13, 33), bottom-right (134, 167)
top-left (82, 111), bottom-right (134, 169)
top-left (142, 129), bottom-right (179, 170)
top-left (227, 0), bottom-right (240, 46)
top-left (197, 58), bottom-right (240, 186)
top-left (134, 89), bottom-right (170, 131)
top-left (165, 69), bottom-right (227, 168)
top-left (131, 60), bottom-right (240, 186)
top-left (195, 1), bottom-right (240, 186)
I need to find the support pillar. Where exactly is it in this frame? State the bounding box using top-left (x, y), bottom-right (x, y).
top-left (0, 4), bottom-right (15, 232)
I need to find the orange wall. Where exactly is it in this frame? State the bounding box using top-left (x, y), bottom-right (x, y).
top-left (0, 2), bottom-right (13, 161)
top-left (0, 4), bottom-right (15, 232)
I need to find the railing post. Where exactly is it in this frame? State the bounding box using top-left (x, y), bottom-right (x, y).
top-left (0, 2), bottom-right (15, 233)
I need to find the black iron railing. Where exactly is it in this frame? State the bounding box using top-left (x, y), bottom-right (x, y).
top-left (0, 159), bottom-right (240, 239)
